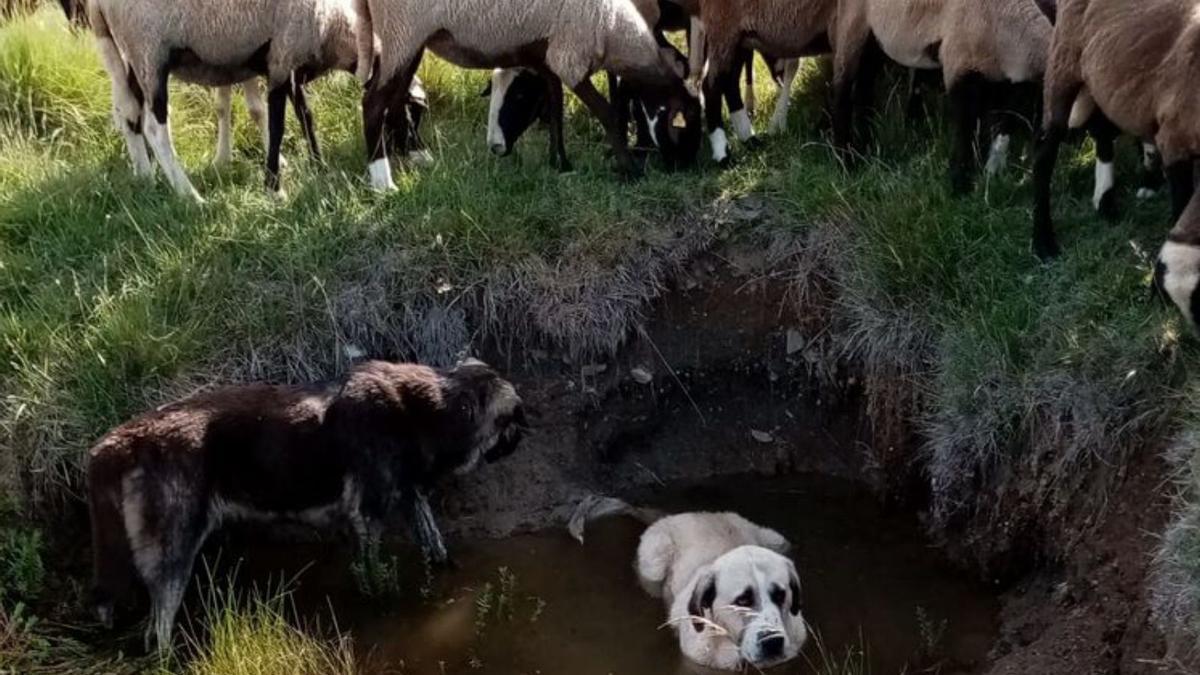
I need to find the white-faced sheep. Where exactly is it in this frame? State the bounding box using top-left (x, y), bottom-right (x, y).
top-left (1031, 0), bottom-right (1199, 336)
top-left (686, 0), bottom-right (838, 164)
top-left (355, 0), bottom-right (702, 189)
top-left (480, 0), bottom-right (696, 171)
top-left (82, 0), bottom-right (370, 201)
top-left (832, 0), bottom-right (1052, 193)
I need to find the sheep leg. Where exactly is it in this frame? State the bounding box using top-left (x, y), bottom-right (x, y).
top-left (541, 70), bottom-right (571, 172)
top-left (1138, 144), bottom-right (1165, 199)
top-left (214, 86), bottom-right (234, 166)
top-left (96, 37), bottom-right (152, 178)
top-left (767, 58), bottom-right (798, 135)
top-left (1166, 160), bottom-right (1196, 222)
top-left (383, 62), bottom-right (422, 165)
top-left (1086, 112), bottom-right (1120, 219)
top-left (141, 66), bottom-right (203, 202)
top-left (948, 72), bottom-right (986, 195)
top-left (362, 56), bottom-right (417, 191)
top-left (1032, 69), bottom-right (1082, 259)
top-left (289, 81), bottom-right (321, 163)
top-left (726, 48), bottom-right (758, 147)
top-left (742, 51), bottom-right (756, 118)
top-left (264, 81), bottom-right (289, 194)
top-left (571, 79), bottom-right (637, 177)
top-left (831, 26), bottom-right (874, 162)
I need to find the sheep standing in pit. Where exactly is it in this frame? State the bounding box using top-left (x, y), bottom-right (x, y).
top-left (686, 0), bottom-right (838, 164)
top-left (832, 0), bottom-right (1052, 194)
top-left (1032, 0), bottom-right (1200, 335)
top-left (84, 0), bottom-right (371, 201)
top-left (355, 0), bottom-right (701, 189)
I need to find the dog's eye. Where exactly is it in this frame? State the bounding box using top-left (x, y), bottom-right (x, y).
top-left (733, 588), bottom-right (755, 608)
top-left (770, 586), bottom-right (787, 607)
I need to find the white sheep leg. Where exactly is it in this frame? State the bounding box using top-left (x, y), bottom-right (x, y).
top-left (985, 133), bottom-right (1011, 177)
top-left (730, 108), bottom-right (755, 142)
top-left (767, 59), bottom-right (799, 134)
top-left (214, 86), bottom-right (233, 165)
top-left (1093, 158), bottom-right (1114, 211)
top-left (1138, 143), bottom-right (1161, 199)
top-left (95, 36), bottom-right (153, 177)
top-left (143, 104), bottom-right (203, 203)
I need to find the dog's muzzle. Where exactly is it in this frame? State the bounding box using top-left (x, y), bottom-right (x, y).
top-left (757, 631), bottom-right (786, 661)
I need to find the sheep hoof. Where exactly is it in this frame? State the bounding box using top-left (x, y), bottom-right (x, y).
top-left (743, 136), bottom-right (765, 152)
top-left (1034, 238), bottom-right (1062, 261)
top-left (1137, 187), bottom-right (1157, 200)
top-left (767, 119), bottom-right (788, 135)
top-left (407, 149), bottom-right (435, 167)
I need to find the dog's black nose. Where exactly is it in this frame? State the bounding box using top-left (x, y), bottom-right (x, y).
top-left (759, 633), bottom-right (785, 659)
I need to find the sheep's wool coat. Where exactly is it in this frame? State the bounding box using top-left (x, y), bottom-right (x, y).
top-left (91, 0), bottom-right (358, 87)
top-left (365, 0), bottom-right (660, 87)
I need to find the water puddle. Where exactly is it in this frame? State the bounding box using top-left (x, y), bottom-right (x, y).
top-left (226, 474), bottom-right (998, 674)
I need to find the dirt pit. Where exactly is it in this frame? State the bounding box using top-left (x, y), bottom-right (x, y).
top-left (219, 473), bottom-right (998, 674)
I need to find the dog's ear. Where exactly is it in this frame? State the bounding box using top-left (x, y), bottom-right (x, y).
top-left (688, 568), bottom-right (717, 633)
top-left (787, 562), bottom-right (802, 616)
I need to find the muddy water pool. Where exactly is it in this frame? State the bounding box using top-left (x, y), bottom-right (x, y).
top-left (227, 474), bottom-right (998, 674)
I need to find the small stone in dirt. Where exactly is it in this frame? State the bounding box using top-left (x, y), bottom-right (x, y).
top-left (630, 367), bottom-right (653, 384)
top-left (786, 329), bottom-right (804, 355)
top-left (750, 429), bottom-right (774, 444)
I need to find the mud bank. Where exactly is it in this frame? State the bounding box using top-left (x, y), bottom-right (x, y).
top-left (272, 231), bottom-right (1179, 673)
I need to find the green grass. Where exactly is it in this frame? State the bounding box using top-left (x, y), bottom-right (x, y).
top-left (2, 2), bottom-right (1200, 664)
top-left (177, 581), bottom-right (357, 675)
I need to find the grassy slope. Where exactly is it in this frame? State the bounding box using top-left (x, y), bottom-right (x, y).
top-left (1, 5), bottom-right (1199, 659)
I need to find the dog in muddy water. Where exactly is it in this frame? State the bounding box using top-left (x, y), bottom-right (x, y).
top-left (86, 358), bottom-right (526, 651)
top-left (571, 498), bottom-right (807, 670)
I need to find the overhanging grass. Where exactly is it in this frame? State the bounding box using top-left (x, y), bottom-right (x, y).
top-left (2, 2), bottom-right (1200, 657)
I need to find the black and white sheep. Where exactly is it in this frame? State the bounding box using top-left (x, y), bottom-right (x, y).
top-left (83, 0), bottom-right (369, 200)
top-left (355, 0), bottom-right (701, 189)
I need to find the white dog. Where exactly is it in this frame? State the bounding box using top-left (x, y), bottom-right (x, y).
top-left (570, 499), bottom-right (807, 670)
top-left (640, 512), bottom-right (808, 670)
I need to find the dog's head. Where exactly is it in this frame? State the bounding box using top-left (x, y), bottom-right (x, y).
top-left (687, 545), bottom-right (807, 669)
top-left (441, 358), bottom-right (527, 475)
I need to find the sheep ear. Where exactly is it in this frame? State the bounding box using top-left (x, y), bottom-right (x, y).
top-left (687, 568), bottom-right (717, 632)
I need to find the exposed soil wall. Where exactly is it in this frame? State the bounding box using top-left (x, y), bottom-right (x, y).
top-left (407, 229), bottom-right (1189, 673)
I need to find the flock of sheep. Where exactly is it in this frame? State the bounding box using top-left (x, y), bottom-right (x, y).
top-left (56, 0), bottom-right (1200, 333)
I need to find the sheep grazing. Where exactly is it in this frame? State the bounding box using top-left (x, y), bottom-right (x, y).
top-left (1032, 0), bottom-right (1200, 333)
top-left (687, 0), bottom-right (837, 164)
top-left (356, 0), bottom-right (701, 189)
top-left (480, 0), bottom-right (694, 171)
top-left (82, 0), bottom-right (369, 201)
top-left (832, 0), bottom-right (1051, 193)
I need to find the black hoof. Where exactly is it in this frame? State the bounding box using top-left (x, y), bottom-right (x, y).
top-left (1034, 238), bottom-right (1062, 261)
top-left (743, 136), bottom-right (765, 151)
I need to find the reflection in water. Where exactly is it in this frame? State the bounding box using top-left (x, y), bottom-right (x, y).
top-left (221, 474), bottom-right (997, 674)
